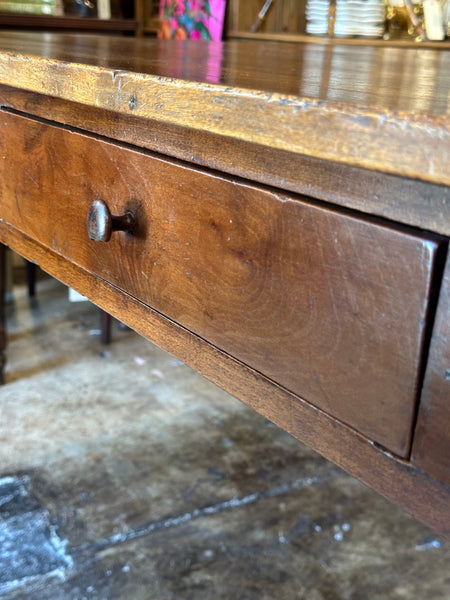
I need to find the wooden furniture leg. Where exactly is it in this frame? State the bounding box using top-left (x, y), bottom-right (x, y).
top-left (26, 259), bottom-right (36, 297)
top-left (26, 259), bottom-right (112, 344)
top-left (0, 255), bottom-right (112, 385)
top-left (100, 309), bottom-right (112, 345)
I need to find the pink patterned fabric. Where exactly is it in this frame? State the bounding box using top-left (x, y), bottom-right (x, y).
top-left (158, 0), bottom-right (226, 41)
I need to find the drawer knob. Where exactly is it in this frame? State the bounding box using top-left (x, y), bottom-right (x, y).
top-left (87, 199), bottom-right (136, 242)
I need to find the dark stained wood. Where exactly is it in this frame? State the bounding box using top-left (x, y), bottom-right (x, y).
top-left (0, 33), bottom-right (449, 187)
top-left (0, 221), bottom-right (449, 538)
top-left (1, 87), bottom-right (450, 238)
top-left (0, 15), bottom-right (138, 33)
top-left (0, 110), bottom-right (444, 457)
top-left (25, 260), bottom-right (36, 297)
top-left (412, 253), bottom-right (450, 484)
top-left (100, 309), bottom-right (112, 345)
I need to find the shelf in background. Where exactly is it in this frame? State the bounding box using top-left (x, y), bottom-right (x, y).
top-left (0, 14), bottom-right (138, 33)
top-left (227, 30), bottom-right (450, 49)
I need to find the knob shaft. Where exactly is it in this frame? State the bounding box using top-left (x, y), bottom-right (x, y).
top-left (87, 199), bottom-right (136, 242)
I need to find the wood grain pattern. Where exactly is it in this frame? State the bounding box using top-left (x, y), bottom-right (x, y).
top-left (0, 33), bottom-right (449, 186)
top-left (0, 110), bottom-right (443, 456)
top-left (0, 34), bottom-right (449, 537)
top-left (0, 221), bottom-right (449, 538)
top-left (1, 86), bottom-right (450, 237)
top-left (412, 252), bottom-right (450, 484)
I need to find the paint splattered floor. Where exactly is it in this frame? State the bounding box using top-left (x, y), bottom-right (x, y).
top-left (1, 275), bottom-right (449, 599)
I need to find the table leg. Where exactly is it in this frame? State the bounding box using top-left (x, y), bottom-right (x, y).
top-left (26, 260), bottom-right (36, 297)
top-left (100, 309), bottom-right (112, 346)
top-left (0, 243), bottom-right (6, 384)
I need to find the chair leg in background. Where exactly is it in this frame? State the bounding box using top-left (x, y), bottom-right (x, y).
top-left (27, 261), bottom-right (113, 345)
top-left (26, 260), bottom-right (36, 297)
top-left (100, 309), bottom-right (112, 346)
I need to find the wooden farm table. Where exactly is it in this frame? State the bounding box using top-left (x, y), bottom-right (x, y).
top-left (0, 32), bottom-right (449, 536)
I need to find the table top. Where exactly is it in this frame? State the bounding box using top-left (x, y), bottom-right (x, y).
top-left (0, 32), bottom-right (449, 188)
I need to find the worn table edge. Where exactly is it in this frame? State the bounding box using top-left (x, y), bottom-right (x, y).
top-left (0, 37), bottom-right (449, 187)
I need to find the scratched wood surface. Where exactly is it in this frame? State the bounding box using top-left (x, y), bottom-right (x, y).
top-left (0, 110), bottom-right (444, 457)
top-left (412, 253), bottom-right (450, 485)
top-left (0, 32), bottom-right (449, 188)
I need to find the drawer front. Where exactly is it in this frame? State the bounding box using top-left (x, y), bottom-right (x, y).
top-left (412, 254), bottom-right (450, 484)
top-left (0, 112), bottom-right (441, 456)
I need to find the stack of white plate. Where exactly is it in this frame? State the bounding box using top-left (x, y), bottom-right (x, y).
top-left (305, 0), bottom-right (331, 35)
top-left (334, 0), bottom-right (385, 37)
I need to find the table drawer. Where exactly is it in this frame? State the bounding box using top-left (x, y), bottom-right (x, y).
top-left (412, 254), bottom-right (450, 484)
top-left (0, 112), bottom-right (442, 456)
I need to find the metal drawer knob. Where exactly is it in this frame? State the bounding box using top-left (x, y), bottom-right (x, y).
top-left (87, 199), bottom-right (136, 242)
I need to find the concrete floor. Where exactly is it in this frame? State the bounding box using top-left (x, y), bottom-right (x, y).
top-left (0, 274), bottom-right (449, 600)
